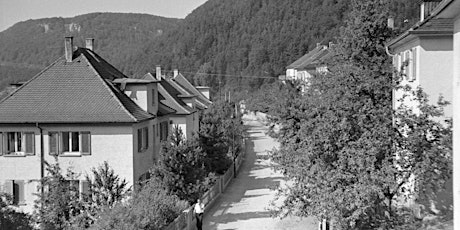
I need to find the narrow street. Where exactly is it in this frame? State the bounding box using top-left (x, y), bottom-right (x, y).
top-left (203, 116), bottom-right (317, 229)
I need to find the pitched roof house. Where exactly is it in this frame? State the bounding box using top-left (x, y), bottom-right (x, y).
top-left (143, 67), bottom-right (211, 139)
top-left (282, 43), bottom-right (332, 82)
top-left (408, 0), bottom-right (460, 224)
top-left (387, 0), bottom-right (455, 218)
top-left (387, 0), bottom-right (453, 117)
top-left (0, 37), bottom-right (164, 213)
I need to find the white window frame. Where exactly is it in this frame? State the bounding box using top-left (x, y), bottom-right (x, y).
top-left (49, 131), bottom-right (91, 156)
top-left (62, 132), bottom-right (80, 153)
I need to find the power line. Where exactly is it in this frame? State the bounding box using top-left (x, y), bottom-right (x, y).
top-left (162, 70), bottom-right (276, 79)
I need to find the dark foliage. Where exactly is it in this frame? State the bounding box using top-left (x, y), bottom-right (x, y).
top-left (0, 193), bottom-right (33, 230)
top-left (0, 0), bottom-right (420, 98)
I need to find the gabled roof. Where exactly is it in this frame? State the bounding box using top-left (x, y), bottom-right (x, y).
top-left (159, 80), bottom-right (195, 115)
top-left (143, 73), bottom-right (194, 115)
top-left (172, 73), bottom-right (212, 107)
top-left (387, 18), bottom-right (453, 48)
top-left (387, 0), bottom-right (454, 49)
top-left (287, 46), bottom-right (330, 70)
top-left (158, 102), bottom-right (176, 116)
top-left (0, 48), bottom-right (154, 123)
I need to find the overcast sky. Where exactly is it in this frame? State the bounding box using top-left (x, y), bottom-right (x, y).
top-left (0, 0), bottom-right (208, 32)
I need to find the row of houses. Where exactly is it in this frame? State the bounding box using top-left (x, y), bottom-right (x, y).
top-left (0, 36), bottom-right (211, 213)
top-left (283, 0), bottom-right (458, 222)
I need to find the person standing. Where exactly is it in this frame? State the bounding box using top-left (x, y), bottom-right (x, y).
top-left (195, 198), bottom-right (205, 230)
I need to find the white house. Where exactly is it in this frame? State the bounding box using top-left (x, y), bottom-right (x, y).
top-left (284, 43), bottom-right (331, 82)
top-left (143, 67), bottom-right (211, 140)
top-left (387, 0), bottom-right (455, 218)
top-left (0, 37), bottom-right (210, 213)
top-left (387, 0), bottom-right (453, 117)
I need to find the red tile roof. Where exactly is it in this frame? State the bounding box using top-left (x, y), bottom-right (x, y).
top-left (0, 48), bottom-right (154, 123)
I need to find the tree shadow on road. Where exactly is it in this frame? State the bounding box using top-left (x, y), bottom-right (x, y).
top-left (203, 123), bottom-right (284, 229)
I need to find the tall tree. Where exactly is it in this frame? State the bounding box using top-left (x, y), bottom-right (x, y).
top-left (269, 0), bottom-right (451, 229)
top-left (34, 163), bottom-right (82, 229)
top-left (198, 100), bottom-right (242, 174)
top-left (150, 126), bottom-right (210, 204)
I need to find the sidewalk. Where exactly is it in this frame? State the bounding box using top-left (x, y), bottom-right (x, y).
top-left (203, 119), bottom-right (316, 229)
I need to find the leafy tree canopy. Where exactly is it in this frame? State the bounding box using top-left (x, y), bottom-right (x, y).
top-left (269, 0), bottom-right (452, 229)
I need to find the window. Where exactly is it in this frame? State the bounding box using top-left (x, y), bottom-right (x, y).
top-left (0, 132), bottom-right (34, 156)
top-left (49, 132), bottom-right (91, 155)
top-left (58, 180), bottom-right (89, 199)
top-left (138, 127), bottom-right (149, 152)
top-left (160, 121), bottom-right (169, 141)
top-left (1, 180), bottom-right (25, 205)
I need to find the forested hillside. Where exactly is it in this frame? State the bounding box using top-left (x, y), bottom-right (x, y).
top-left (0, 0), bottom-right (420, 96)
top-left (0, 13), bottom-right (180, 91)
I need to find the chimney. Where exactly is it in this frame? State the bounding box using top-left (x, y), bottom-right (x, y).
top-left (420, 0), bottom-right (442, 22)
top-left (173, 69), bottom-right (179, 78)
top-left (387, 18), bottom-right (395, 29)
top-left (85, 38), bottom-right (94, 51)
top-left (64, 36), bottom-right (73, 62)
top-left (156, 65), bottom-right (162, 81)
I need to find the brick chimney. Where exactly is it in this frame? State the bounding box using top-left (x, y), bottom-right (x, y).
top-left (420, 0), bottom-right (442, 22)
top-left (64, 36), bottom-right (73, 62)
top-left (156, 65), bottom-right (162, 81)
top-left (85, 38), bottom-right (94, 51)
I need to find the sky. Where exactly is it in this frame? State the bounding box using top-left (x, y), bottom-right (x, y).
top-left (0, 0), bottom-right (208, 32)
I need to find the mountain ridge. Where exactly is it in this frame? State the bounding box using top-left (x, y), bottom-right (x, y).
top-left (0, 0), bottom-right (420, 97)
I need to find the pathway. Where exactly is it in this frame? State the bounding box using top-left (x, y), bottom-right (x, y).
top-left (203, 118), bottom-right (317, 230)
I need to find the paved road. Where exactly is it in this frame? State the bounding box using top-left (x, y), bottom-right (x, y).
top-left (203, 119), bottom-right (317, 230)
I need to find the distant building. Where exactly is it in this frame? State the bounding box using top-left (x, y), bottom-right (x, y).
top-left (0, 37), bottom-right (210, 213)
top-left (284, 43), bottom-right (332, 82)
top-left (143, 67), bottom-right (211, 140)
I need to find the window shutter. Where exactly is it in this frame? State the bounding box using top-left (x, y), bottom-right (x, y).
top-left (137, 129), bottom-right (142, 152)
top-left (81, 132), bottom-right (91, 155)
top-left (25, 133), bottom-right (34, 155)
top-left (2, 180), bottom-right (13, 196)
top-left (144, 128), bottom-right (149, 149)
top-left (61, 132), bottom-right (69, 153)
top-left (49, 132), bottom-right (58, 155)
top-left (15, 180), bottom-right (25, 205)
top-left (0, 133), bottom-right (3, 156)
top-left (80, 180), bottom-right (90, 199)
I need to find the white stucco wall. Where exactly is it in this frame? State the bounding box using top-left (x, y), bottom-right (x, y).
top-left (419, 37), bottom-right (453, 117)
top-left (171, 116), bottom-right (187, 139)
top-left (132, 119), bottom-right (158, 187)
top-left (453, 15), bottom-right (460, 228)
top-left (392, 36), bottom-right (453, 119)
top-left (125, 83), bottom-right (159, 115)
top-left (0, 124), bottom-right (135, 213)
